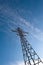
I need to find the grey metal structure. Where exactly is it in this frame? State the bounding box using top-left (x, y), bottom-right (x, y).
top-left (12, 27), bottom-right (43, 65)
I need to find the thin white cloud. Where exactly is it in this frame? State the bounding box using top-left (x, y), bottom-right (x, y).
top-left (13, 61), bottom-right (24, 65)
top-left (0, 4), bottom-right (43, 42)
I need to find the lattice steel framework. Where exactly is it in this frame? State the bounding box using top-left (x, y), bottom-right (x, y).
top-left (12, 27), bottom-right (43, 65)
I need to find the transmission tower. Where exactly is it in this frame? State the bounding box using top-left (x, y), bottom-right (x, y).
top-left (11, 27), bottom-right (43, 65)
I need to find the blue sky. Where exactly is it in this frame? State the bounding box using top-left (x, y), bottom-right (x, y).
top-left (0, 0), bottom-right (43, 65)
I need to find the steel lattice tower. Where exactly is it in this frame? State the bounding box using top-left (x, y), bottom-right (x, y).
top-left (11, 27), bottom-right (43, 65)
